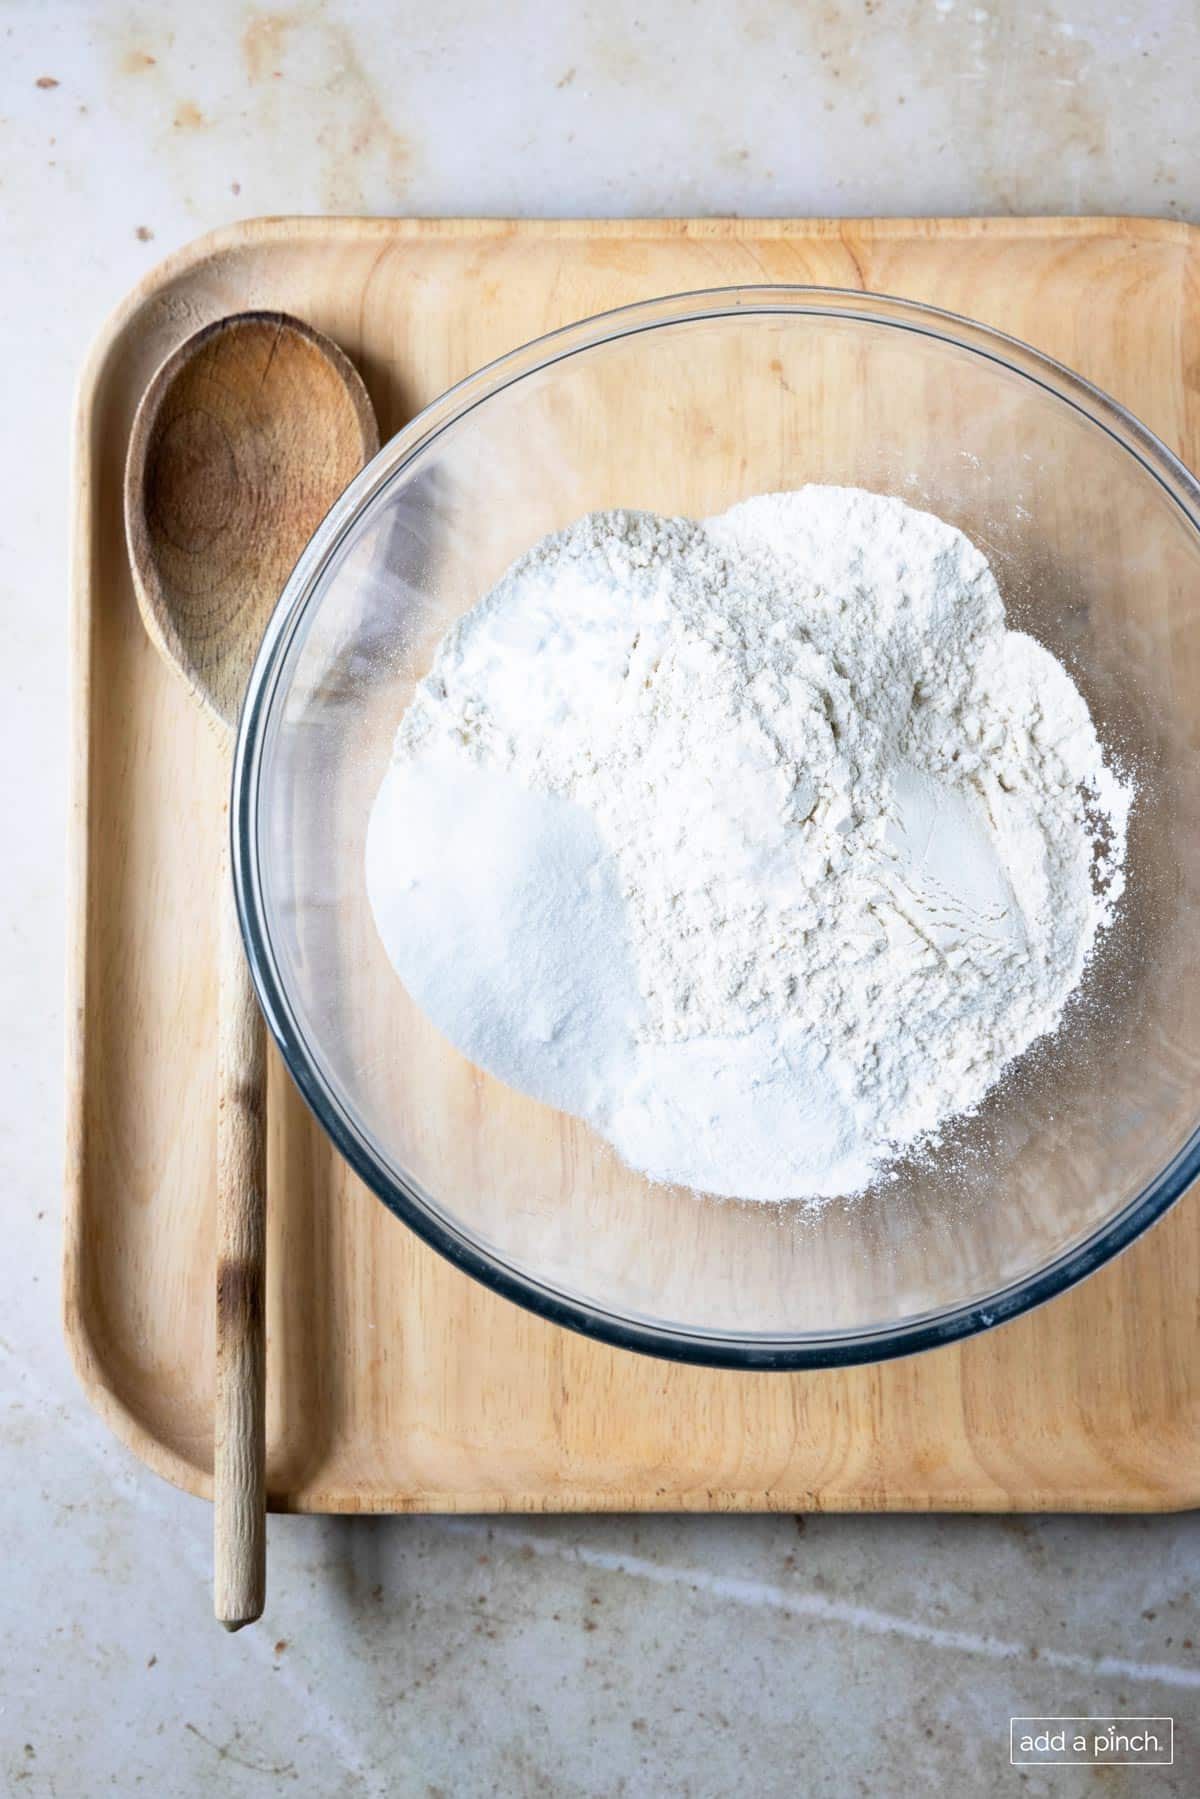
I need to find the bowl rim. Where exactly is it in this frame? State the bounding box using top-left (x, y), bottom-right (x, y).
top-left (232, 283), bottom-right (1200, 1370)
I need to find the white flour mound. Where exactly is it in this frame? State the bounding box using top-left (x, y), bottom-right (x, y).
top-left (366, 488), bottom-right (1132, 1201)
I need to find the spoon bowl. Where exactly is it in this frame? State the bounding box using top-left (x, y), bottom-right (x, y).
top-left (128, 310), bottom-right (377, 734)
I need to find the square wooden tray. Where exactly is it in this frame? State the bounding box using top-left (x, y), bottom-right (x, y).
top-left (65, 215), bottom-right (1200, 1512)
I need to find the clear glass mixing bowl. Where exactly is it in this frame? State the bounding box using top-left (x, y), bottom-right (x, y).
top-left (232, 288), bottom-right (1200, 1368)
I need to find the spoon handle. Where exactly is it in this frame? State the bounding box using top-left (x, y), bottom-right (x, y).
top-left (214, 826), bottom-right (267, 1629)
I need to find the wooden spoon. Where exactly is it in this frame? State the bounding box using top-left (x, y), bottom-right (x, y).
top-left (124, 312), bottom-right (378, 1628)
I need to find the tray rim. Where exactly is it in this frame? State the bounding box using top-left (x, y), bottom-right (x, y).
top-left (64, 212), bottom-right (1200, 1514)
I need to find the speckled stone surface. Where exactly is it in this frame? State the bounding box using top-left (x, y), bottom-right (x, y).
top-left (4, 3), bottom-right (1199, 1793)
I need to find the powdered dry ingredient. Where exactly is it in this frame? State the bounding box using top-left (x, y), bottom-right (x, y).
top-left (367, 488), bottom-right (1132, 1201)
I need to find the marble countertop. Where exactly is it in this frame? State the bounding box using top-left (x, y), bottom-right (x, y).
top-left (3, 3), bottom-right (1198, 1794)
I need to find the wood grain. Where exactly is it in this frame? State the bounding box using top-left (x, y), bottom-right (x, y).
top-left (212, 822), bottom-right (265, 1621)
top-left (65, 217), bottom-right (1200, 1514)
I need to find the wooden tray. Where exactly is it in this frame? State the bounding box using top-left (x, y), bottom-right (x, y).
top-left (65, 216), bottom-right (1200, 1513)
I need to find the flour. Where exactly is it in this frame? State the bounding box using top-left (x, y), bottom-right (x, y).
top-left (366, 487), bottom-right (1132, 1201)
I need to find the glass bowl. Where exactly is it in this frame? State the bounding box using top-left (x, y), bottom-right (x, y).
top-left (232, 288), bottom-right (1200, 1368)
